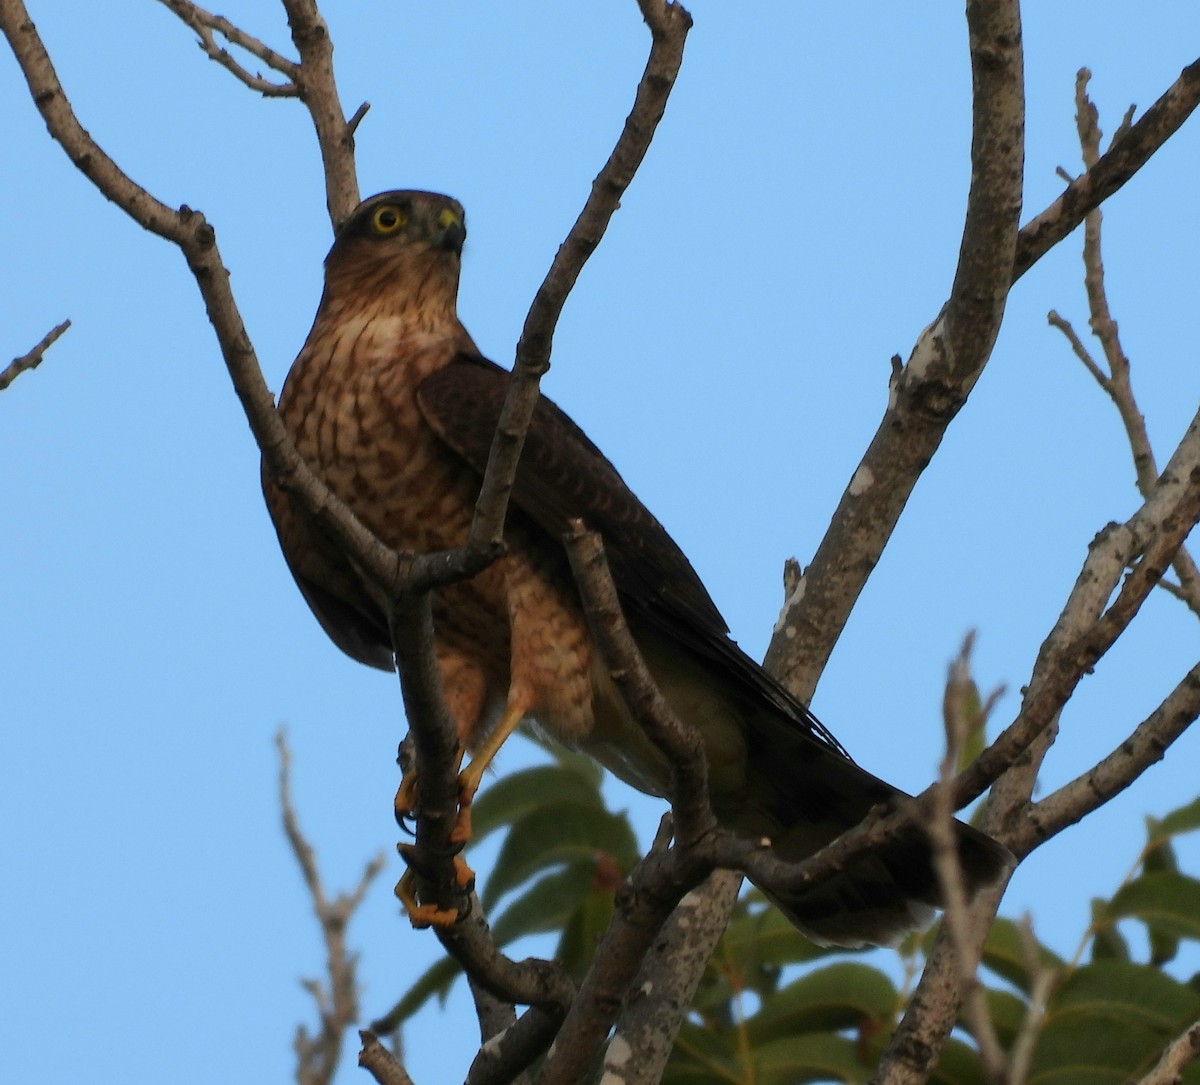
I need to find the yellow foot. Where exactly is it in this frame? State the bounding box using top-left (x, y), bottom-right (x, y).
top-left (395, 845), bottom-right (474, 929)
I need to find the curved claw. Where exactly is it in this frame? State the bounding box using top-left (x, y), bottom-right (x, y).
top-left (394, 768), bottom-right (420, 827)
top-left (395, 843), bottom-right (475, 929)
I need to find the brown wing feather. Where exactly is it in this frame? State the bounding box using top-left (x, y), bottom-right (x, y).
top-left (416, 353), bottom-right (851, 758)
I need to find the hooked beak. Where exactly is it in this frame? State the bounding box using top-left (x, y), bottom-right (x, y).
top-left (435, 218), bottom-right (466, 256)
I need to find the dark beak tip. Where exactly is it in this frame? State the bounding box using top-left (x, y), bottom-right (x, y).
top-left (439, 223), bottom-right (466, 256)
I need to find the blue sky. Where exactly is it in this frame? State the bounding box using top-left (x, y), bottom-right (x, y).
top-left (3, 4), bottom-right (1199, 1083)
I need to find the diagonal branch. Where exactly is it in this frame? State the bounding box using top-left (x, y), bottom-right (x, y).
top-left (157, 0), bottom-right (361, 226)
top-left (1133, 1017), bottom-right (1200, 1085)
top-left (0, 319), bottom-right (70, 392)
top-left (465, 0), bottom-right (692, 558)
top-left (565, 523), bottom-right (715, 847)
top-left (766, 51), bottom-right (1200, 709)
top-left (1019, 663), bottom-right (1200, 851)
top-left (765, 0), bottom-right (1025, 705)
top-left (1015, 57), bottom-right (1200, 280)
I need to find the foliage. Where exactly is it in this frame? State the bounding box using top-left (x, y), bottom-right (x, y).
top-left (384, 756), bottom-right (1200, 1084)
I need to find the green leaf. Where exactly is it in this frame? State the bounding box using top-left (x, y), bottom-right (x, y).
top-left (980, 987), bottom-right (1030, 1048)
top-left (481, 799), bottom-right (637, 908)
top-left (1028, 961), bottom-right (1200, 1084)
top-left (1030, 1016), bottom-right (1166, 1084)
top-left (489, 863), bottom-right (598, 946)
top-left (372, 954), bottom-right (462, 1030)
top-left (1089, 897), bottom-right (1130, 962)
top-left (745, 963), bottom-right (897, 1045)
top-left (752, 1032), bottom-right (872, 1085)
top-left (468, 763), bottom-right (605, 844)
top-left (981, 917), bottom-right (1064, 995)
top-left (1108, 872), bottom-right (1200, 942)
top-left (1049, 960), bottom-right (1200, 1033)
top-left (555, 884), bottom-right (618, 977)
top-left (1143, 826), bottom-right (1180, 876)
top-left (719, 898), bottom-right (836, 982)
top-left (1153, 796), bottom-right (1200, 839)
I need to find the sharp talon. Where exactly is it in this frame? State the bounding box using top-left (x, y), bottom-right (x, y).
top-left (395, 849), bottom-right (461, 929)
top-left (394, 768), bottom-right (420, 827)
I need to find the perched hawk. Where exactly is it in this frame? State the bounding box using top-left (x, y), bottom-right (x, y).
top-left (263, 190), bottom-right (1008, 946)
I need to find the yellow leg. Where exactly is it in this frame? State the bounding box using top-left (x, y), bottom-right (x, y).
top-left (451, 701), bottom-right (527, 845)
top-left (395, 845), bottom-right (475, 929)
top-left (394, 747), bottom-right (467, 826)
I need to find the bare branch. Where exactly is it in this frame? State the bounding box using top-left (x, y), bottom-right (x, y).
top-left (1133, 1017), bottom-right (1200, 1085)
top-left (465, 0), bottom-right (692, 559)
top-left (0, 319), bottom-right (69, 392)
top-left (277, 730), bottom-right (385, 1085)
top-left (1015, 57), bottom-right (1200, 281)
top-left (155, 0), bottom-right (299, 95)
top-left (765, 0), bottom-right (1025, 703)
top-left (927, 639), bottom-right (1006, 1084)
top-left (1007, 916), bottom-right (1057, 1085)
top-left (0, 0), bottom-right (425, 608)
top-left (1048, 71), bottom-right (1200, 616)
top-left (280, 0), bottom-right (361, 227)
top-left (1047, 310), bottom-right (1109, 386)
top-left (565, 523), bottom-right (716, 846)
top-left (359, 1030), bottom-right (417, 1085)
top-left (1019, 663), bottom-right (1200, 850)
top-left (768, 52), bottom-right (1200, 707)
top-left (464, 1007), bottom-right (560, 1085)
top-left (607, 870), bottom-right (743, 1085)
top-left (535, 828), bottom-right (712, 1085)
top-left (156, 0), bottom-right (359, 224)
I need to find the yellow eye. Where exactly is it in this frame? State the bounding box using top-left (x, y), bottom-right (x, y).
top-left (436, 208), bottom-right (462, 231)
top-left (371, 205), bottom-right (407, 235)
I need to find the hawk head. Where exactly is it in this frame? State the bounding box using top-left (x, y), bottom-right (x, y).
top-left (322, 190), bottom-right (467, 320)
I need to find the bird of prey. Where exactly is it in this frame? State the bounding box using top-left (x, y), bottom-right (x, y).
top-left (263, 190), bottom-right (1008, 946)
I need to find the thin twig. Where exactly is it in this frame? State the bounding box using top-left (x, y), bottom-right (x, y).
top-left (465, 0), bottom-right (692, 560)
top-left (1007, 915), bottom-right (1057, 1085)
top-left (1015, 57), bottom-right (1200, 281)
top-left (1133, 1018), bottom-right (1200, 1085)
top-left (277, 730), bottom-right (386, 1085)
top-left (1048, 70), bottom-right (1200, 616)
top-left (155, 0), bottom-right (299, 94)
top-left (928, 637), bottom-right (1007, 1084)
top-left (0, 319), bottom-right (70, 392)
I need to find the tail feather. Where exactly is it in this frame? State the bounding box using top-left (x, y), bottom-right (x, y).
top-left (730, 705), bottom-right (1012, 947)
